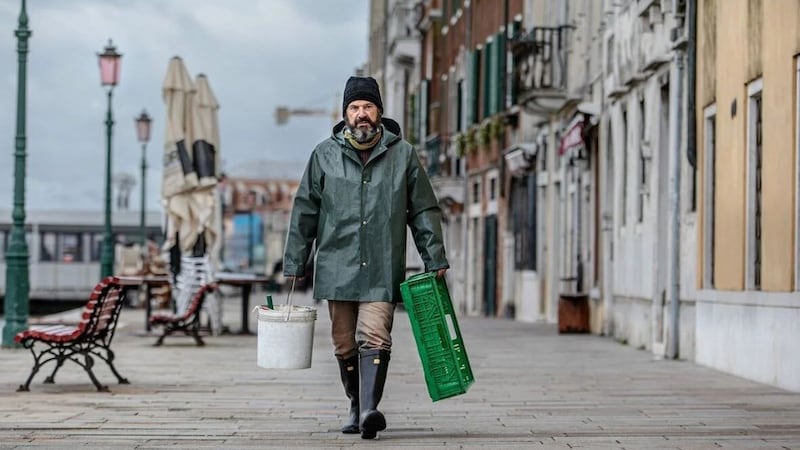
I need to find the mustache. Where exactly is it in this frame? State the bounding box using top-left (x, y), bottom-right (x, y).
top-left (355, 117), bottom-right (378, 127)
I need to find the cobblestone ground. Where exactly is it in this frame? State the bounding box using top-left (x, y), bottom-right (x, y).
top-left (1, 288), bottom-right (799, 449)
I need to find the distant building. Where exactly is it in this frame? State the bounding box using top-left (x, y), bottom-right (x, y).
top-left (0, 208), bottom-right (162, 301)
top-left (221, 160), bottom-right (304, 275)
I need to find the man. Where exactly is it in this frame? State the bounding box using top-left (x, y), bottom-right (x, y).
top-left (283, 76), bottom-right (449, 440)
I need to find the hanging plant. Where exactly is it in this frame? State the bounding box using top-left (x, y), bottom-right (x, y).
top-left (491, 115), bottom-right (505, 141)
top-left (454, 133), bottom-right (466, 157)
top-left (465, 127), bottom-right (478, 153)
top-left (478, 121), bottom-right (491, 146)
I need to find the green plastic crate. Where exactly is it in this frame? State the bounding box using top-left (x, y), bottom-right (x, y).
top-left (399, 272), bottom-right (474, 401)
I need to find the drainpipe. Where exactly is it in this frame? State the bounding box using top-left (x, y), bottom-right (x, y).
top-left (667, 1), bottom-right (693, 360)
top-left (461, 0), bottom-right (473, 314)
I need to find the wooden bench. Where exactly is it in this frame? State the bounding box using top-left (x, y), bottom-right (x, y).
top-left (148, 283), bottom-right (217, 347)
top-left (14, 276), bottom-right (131, 392)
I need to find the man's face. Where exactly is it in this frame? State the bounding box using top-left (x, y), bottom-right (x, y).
top-left (345, 100), bottom-right (380, 131)
top-left (345, 100), bottom-right (381, 144)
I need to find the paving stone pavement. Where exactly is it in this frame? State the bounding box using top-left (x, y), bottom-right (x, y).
top-left (1, 288), bottom-right (799, 449)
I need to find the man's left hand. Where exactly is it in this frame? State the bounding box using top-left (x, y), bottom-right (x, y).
top-left (436, 268), bottom-right (447, 279)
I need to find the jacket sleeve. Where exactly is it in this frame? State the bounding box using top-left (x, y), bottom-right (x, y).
top-left (283, 152), bottom-right (322, 276)
top-left (406, 147), bottom-right (450, 272)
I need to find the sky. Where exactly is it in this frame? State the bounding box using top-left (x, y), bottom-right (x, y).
top-left (0, 1), bottom-right (368, 212)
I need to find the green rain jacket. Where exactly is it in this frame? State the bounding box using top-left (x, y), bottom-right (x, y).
top-left (283, 118), bottom-right (449, 302)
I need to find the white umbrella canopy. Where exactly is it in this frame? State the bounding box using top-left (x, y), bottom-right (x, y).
top-left (161, 56), bottom-right (199, 252)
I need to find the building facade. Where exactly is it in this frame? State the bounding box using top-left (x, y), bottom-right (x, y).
top-left (365, 0), bottom-right (800, 392)
top-left (695, 0), bottom-right (800, 391)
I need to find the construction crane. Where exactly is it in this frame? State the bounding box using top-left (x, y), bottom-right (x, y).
top-left (274, 92), bottom-right (340, 126)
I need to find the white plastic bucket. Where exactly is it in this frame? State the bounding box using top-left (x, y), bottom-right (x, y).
top-left (256, 305), bottom-right (317, 369)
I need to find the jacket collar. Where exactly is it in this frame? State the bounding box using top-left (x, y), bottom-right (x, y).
top-left (332, 118), bottom-right (403, 166)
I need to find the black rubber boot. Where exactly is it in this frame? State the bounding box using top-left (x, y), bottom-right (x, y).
top-left (359, 349), bottom-right (390, 439)
top-left (337, 356), bottom-right (360, 434)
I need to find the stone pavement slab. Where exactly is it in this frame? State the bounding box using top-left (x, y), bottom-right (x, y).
top-left (0, 289), bottom-right (799, 449)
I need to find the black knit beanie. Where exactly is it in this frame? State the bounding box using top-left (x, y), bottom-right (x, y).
top-left (342, 76), bottom-right (383, 116)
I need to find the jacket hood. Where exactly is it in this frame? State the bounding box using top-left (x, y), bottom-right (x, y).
top-left (332, 117), bottom-right (403, 147)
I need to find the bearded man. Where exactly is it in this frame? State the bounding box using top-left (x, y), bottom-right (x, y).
top-left (283, 76), bottom-right (449, 440)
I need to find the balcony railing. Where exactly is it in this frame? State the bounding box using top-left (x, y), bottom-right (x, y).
top-left (510, 26), bottom-right (570, 113)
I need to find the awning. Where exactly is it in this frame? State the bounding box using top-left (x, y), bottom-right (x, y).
top-left (503, 142), bottom-right (537, 176)
top-left (558, 117), bottom-right (584, 156)
top-left (558, 104), bottom-right (599, 157)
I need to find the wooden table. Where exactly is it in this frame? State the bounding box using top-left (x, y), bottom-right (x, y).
top-left (120, 273), bottom-right (268, 335)
top-left (214, 273), bottom-right (269, 334)
top-left (117, 275), bottom-right (172, 331)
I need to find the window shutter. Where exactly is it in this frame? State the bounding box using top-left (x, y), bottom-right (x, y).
top-left (496, 30), bottom-right (506, 111)
top-left (420, 79), bottom-right (429, 142)
top-left (484, 39), bottom-right (493, 119)
top-left (410, 92), bottom-right (418, 145)
top-left (468, 49), bottom-right (481, 125)
top-left (457, 79), bottom-right (464, 132)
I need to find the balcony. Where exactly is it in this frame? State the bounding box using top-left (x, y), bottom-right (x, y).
top-left (510, 26), bottom-right (571, 115)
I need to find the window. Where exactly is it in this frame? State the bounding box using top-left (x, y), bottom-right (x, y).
top-left (538, 138), bottom-right (548, 172)
top-left (703, 104), bottom-right (717, 288)
top-left (420, 79), bottom-right (430, 142)
top-left (489, 177), bottom-right (497, 201)
top-left (621, 107), bottom-right (629, 226)
top-left (746, 78), bottom-right (763, 290)
top-left (40, 232), bottom-right (56, 262)
top-left (638, 97), bottom-right (647, 223)
top-left (456, 79), bottom-right (464, 132)
top-left (472, 181), bottom-right (480, 204)
top-left (0, 230), bottom-right (6, 260)
top-left (60, 233), bottom-right (83, 262)
top-left (90, 232), bottom-right (104, 262)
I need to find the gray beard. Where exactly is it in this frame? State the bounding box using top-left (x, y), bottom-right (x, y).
top-left (345, 121), bottom-right (381, 144)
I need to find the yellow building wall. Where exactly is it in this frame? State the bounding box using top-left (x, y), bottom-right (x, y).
top-left (760, 0), bottom-right (800, 291)
top-left (697, 0), bottom-right (800, 292)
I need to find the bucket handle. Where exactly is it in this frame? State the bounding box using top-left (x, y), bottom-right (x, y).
top-left (284, 277), bottom-right (296, 322)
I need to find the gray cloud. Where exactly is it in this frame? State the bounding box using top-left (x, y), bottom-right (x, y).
top-left (0, 1), bottom-right (366, 211)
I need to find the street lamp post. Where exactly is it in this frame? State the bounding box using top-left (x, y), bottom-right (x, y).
top-left (2, 0), bottom-right (32, 347)
top-left (97, 40), bottom-right (122, 279)
top-left (135, 110), bottom-right (152, 251)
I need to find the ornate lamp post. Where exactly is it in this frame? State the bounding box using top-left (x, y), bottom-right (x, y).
top-left (3, 0), bottom-right (32, 347)
top-left (97, 40), bottom-right (122, 278)
top-left (135, 110), bottom-right (152, 251)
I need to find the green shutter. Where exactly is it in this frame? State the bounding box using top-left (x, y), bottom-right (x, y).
top-left (410, 92), bottom-right (418, 145)
top-left (420, 79), bottom-right (429, 141)
top-left (489, 35), bottom-right (501, 116)
top-left (498, 31), bottom-right (507, 112)
top-left (483, 40), bottom-right (492, 119)
top-left (457, 79), bottom-right (464, 132)
top-left (468, 49), bottom-right (480, 125)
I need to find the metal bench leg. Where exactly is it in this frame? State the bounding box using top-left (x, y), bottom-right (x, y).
top-left (190, 326), bottom-right (205, 347)
top-left (153, 323), bottom-right (177, 346)
top-left (43, 355), bottom-right (67, 384)
top-left (18, 343), bottom-right (57, 392)
top-left (94, 347), bottom-right (130, 384)
top-left (79, 354), bottom-right (109, 392)
top-left (18, 361), bottom-right (43, 392)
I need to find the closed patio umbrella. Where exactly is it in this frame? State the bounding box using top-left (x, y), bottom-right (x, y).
top-left (161, 56), bottom-right (199, 253)
top-left (187, 74), bottom-right (221, 257)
